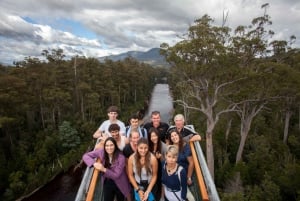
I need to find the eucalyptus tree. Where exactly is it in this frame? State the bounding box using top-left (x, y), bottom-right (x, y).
top-left (271, 62), bottom-right (300, 144)
top-left (230, 8), bottom-right (300, 164)
top-left (269, 42), bottom-right (300, 144)
top-left (41, 48), bottom-right (65, 64)
top-left (161, 15), bottom-right (242, 178)
top-left (228, 10), bottom-right (279, 163)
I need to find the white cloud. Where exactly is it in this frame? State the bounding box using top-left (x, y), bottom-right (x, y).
top-left (0, 0), bottom-right (299, 65)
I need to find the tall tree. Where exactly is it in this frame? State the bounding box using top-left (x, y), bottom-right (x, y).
top-left (161, 15), bottom-right (240, 178)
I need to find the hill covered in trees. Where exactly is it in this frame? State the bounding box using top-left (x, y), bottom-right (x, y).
top-left (98, 48), bottom-right (169, 67)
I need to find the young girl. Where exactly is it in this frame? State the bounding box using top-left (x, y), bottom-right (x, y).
top-left (127, 138), bottom-right (158, 201)
top-left (82, 137), bottom-right (131, 201)
top-left (161, 145), bottom-right (187, 201)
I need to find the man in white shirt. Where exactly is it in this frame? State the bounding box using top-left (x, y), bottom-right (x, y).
top-left (93, 105), bottom-right (126, 139)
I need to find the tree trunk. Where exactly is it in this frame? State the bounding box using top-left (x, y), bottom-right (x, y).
top-left (81, 95), bottom-right (85, 121)
top-left (206, 117), bottom-right (215, 179)
top-left (236, 122), bottom-right (250, 163)
top-left (283, 110), bottom-right (292, 144)
top-left (225, 119), bottom-right (232, 142)
top-left (39, 94), bottom-right (45, 129)
top-left (206, 130), bottom-right (214, 179)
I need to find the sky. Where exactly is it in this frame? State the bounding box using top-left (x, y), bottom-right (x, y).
top-left (0, 0), bottom-right (299, 65)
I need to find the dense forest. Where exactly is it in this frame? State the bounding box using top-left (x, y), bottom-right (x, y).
top-left (0, 52), bottom-right (168, 200)
top-left (1, 4), bottom-right (300, 201)
top-left (162, 6), bottom-right (300, 201)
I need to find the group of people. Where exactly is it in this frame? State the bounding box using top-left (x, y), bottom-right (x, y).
top-left (82, 106), bottom-right (201, 201)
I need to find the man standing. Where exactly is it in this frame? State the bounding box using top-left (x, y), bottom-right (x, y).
top-left (93, 105), bottom-right (126, 138)
top-left (143, 111), bottom-right (169, 143)
top-left (125, 114), bottom-right (148, 138)
top-left (167, 114), bottom-right (201, 143)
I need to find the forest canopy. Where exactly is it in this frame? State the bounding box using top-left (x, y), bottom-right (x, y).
top-left (162, 5), bottom-right (300, 201)
top-left (0, 53), bottom-right (166, 200)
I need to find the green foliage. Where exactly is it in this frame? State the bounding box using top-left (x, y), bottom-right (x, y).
top-left (59, 121), bottom-right (81, 149)
top-left (6, 171), bottom-right (26, 198)
top-left (0, 51), bottom-right (160, 200)
top-left (165, 5), bottom-right (300, 201)
top-left (221, 192), bottom-right (245, 201)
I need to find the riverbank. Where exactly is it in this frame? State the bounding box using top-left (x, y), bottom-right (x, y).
top-left (16, 164), bottom-right (85, 201)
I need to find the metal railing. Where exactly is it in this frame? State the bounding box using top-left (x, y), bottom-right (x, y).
top-left (193, 142), bottom-right (220, 201)
top-left (75, 126), bottom-right (220, 201)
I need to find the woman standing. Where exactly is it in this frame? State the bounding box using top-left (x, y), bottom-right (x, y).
top-left (127, 138), bottom-right (158, 201)
top-left (148, 127), bottom-right (167, 161)
top-left (83, 137), bottom-right (131, 201)
top-left (161, 145), bottom-right (187, 201)
top-left (148, 127), bottom-right (167, 200)
top-left (169, 129), bottom-right (195, 201)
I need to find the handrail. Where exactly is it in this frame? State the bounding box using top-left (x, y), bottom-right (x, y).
top-left (75, 169), bottom-right (90, 201)
top-left (194, 142), bottom-right (221, 201)
top-left (75, 139), bottom-right (101, 201)
top-left (85, 159), bottom-right (100, 201)
top-left (190, 141), bottom-right (209, 201)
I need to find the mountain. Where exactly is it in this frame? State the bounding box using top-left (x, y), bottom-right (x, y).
top-left (98, 48), bottom-right (169, 67)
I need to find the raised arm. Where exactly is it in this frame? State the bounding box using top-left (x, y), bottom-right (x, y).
top-left (93, 129), bottom-right (102, 139)
top-left (189, 133), bottom-right (201, 141)
top-left (82, 149), bottom-right (102, 167)
top-left (101, 154), bottom-right (126, 180)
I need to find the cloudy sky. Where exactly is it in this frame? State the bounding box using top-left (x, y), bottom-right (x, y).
top-left (0, 0), bottom-right (299, 65)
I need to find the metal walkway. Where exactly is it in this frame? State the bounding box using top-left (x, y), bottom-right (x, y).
top-left (75, 126), bottom-right (220, 201)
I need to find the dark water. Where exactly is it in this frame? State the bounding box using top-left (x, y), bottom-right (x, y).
top-left (19, 166), bottom-right (84, 201)
top-left (19, 83), bottom-right (173, 201)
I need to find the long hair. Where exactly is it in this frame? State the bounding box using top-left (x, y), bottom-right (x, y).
top-left (169, 129), bottom-right (184, 152)
top-left (103, 137), bottom-right (120, 168)
top-left (147, 127), bottom-right (162, 154)
top-left (134, 138), bottom-right (152, 177)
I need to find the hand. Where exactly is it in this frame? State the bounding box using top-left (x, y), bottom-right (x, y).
top-left (93, 162), bottom-right (102, 170)
top-left (138, 190), bottom-right (144, 200)
top-left (187, 178), bottom-right (193, 186)
top-left (155, 152), bottom-right (162, 159)
top-left (190, 134), bottom-right (201, 142)
top-left (142, 190), bottom-right (149, 201)
top-left (93, 162), bottom-right (105, 172)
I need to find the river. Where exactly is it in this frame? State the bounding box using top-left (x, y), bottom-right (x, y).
top-left (18, 83), bottom-right (173, 201)
top-left (143, 83), bottom-right (174, 123)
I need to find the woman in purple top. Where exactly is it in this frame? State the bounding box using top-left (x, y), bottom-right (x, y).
top-left (83, 137), bottom-right (131, 201)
